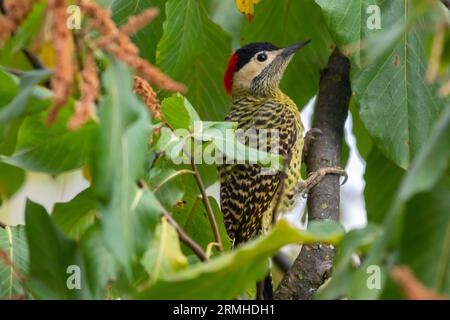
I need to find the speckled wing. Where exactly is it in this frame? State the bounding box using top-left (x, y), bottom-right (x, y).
top-left (219, 99), bottom-right (300, 245)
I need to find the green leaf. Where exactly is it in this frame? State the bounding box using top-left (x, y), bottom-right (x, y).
top-left (315, 0), bottom-right (446, 168)
top-left (135, 219), bottom-right (344, 299)
top-left (157, 0), bottom-right (231, 120)
top-left (80, 224), bottom-right (117, 299)
top-left (0, 70), bottom-right (52, 157)
top-left (203, 123), bottom-right (283, 170)
top-left (0, 118), bottom-right (23, 156)
top-left (364, 147), bottom-right (404, 223)
top-left (0, 225), bottom-right (29, 299)
top-left (0, 163), bottom-right (25, 202)
top-left (396, 104), bottom-right (450, 201)
top-left (141, 218), bottom-right (188, 283)
top-left (344, 104), bottom-right (450, 299)
top-left (0, 68), bottom-right (18, 105)
top-left (161, 94), bottom-right (200, 131)
top-left (349, 99), bottom-right (372, 159)
top-left (52, 188), bottom-right (97, 240)
top-left (241, 0), bottom-right (333, 109)
top-left (148, 157), bottom-right (186, 209)
top-left (3, 104), bottom-right (95, 174)
top-left (0, 69), bottom-right (52, 124)
top-left (25, 200), bottom-right (90, 299)
top-left (399, 176), bottom-right (450, 296)
top-left (92, 60), bottom-right (159, 277)
top-left (112, 0), bottom-right (167, 63)
top-left (315, 224), bottom-right (382, 300)
top-left (208, 0), bottom-right (243, 49)
top-left (153, 126), bottom-right (190, 165)
top-left (172, 190), bottom-right (231, 256)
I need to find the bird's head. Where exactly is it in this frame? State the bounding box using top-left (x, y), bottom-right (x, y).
top-left (224, 40), bottom-right (310, 97)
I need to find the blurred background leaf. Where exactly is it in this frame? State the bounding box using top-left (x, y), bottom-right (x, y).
top-left (52, 188), bottom-right (97, 241)
top-left (135, 219), bottom-right (344, 299)
top-left (2, 104), bottom-right (95, 174)
top-left (157, 0), bottom-right (231, 120)
top-left (25, 200), bottom-right (91, 299)
top-left (0, 163), bottom-right (25, 205)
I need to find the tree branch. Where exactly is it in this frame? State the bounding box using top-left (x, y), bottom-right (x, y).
top-left (274, 49), bottom-right (351, 300)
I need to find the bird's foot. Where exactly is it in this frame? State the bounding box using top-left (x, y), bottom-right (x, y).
top-left (302, 128), bottom-right (322, 163)
top-left (295, 166), bottom-right (347, 197)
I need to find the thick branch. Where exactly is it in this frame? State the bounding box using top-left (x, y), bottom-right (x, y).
top-left (274, 49), bottom-right (351, 300)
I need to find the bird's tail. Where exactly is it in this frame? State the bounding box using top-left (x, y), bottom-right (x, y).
top-left (256, 273), bottom-right (273, 300)
top-left (263, 274), bottom-right (274, 299)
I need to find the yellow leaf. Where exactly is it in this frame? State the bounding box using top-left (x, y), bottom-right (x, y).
top-left (141, 217), bottom-right (188, 284)
top-left (235, 0), bottom-right (262, 22)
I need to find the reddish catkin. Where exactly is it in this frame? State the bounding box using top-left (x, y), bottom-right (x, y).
top-left (68, 50), bottom-right (99, 130)
top-left (0, 16), bottom-right (15, 46)
top-left (133, 76), bottom-right (162, 120)
top-left (120, 7), bottom-right (160, 36)
top-left (3, 0), bottom-right (34, 24)
top-left (47, 0), bottom-right (75, 125)
top-left (77, 0), bottom-right (185, 93)
top-left (391, 266), bottom-right (447, 300)
top-left (0, 0), bottom-right (38, 46)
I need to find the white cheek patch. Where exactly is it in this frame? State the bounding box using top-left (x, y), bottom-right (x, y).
top-left (233, 50), bottom-right (280, 90)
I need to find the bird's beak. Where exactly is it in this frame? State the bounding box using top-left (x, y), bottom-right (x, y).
top-left (281, 40), bottom-right (311, 58)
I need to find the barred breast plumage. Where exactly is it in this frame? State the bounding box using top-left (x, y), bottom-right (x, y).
top-left (219, 90), bottom-right (303, 245)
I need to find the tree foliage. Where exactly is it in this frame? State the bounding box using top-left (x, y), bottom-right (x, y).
top-left (0, 0), bottom-right (449, 300)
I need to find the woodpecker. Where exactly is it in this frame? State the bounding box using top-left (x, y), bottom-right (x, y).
top-left (219, 41), bottom-right (346, 299)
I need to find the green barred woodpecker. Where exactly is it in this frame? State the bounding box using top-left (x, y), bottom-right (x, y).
top-left (219, 41), bottom-right (346, 299)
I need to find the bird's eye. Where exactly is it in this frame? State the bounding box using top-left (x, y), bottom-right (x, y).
top-left (256, 53), bottom-right (267, 62)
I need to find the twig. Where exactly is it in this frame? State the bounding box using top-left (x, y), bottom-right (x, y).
top-left (162, 212), bottom-right (208, 262)
top-left (181, 145), bottom-right (223, 252)
top-left (274, 49), bottom-right (351, 300)
top-left (189, 153), bottom-right (224, 252)
top-left (441, 0), bottom-right (450, 9)
top-left (22, 49), bottom-right (45, 70)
